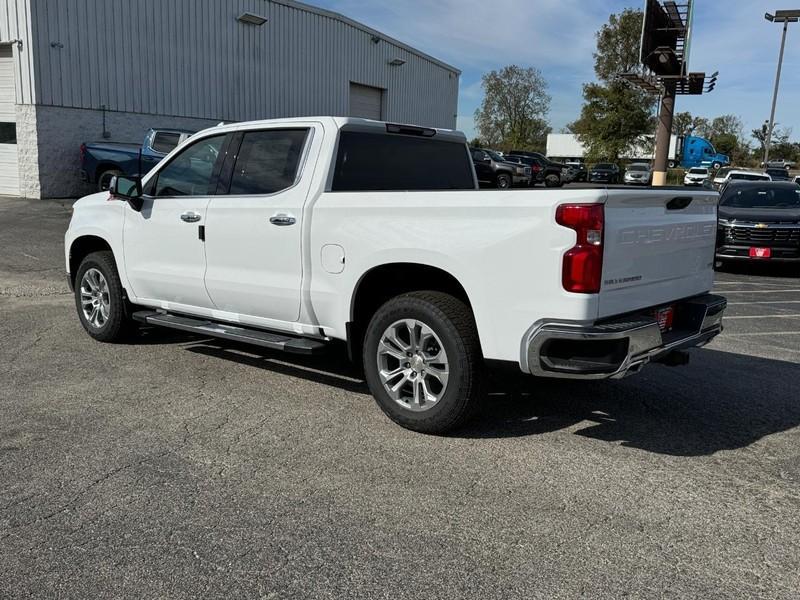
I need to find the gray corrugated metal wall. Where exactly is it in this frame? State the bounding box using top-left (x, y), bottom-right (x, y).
top-left (0, 0), bottom-right (35, 104)
top-left (25, 0), bottom-right (459, 128)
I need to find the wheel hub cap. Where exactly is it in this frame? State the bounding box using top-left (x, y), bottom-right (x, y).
top-left (376, 319), bottom-right (450, 412)
top-left (79, 268), bottom-right (111, 328)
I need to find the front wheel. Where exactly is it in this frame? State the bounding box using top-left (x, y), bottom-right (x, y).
top-left (496, 173), bottom-right (512, 189)
top-left (362, 292), bottom-right (484, 434)
top-left (74, 251), bottom-right (136, 342)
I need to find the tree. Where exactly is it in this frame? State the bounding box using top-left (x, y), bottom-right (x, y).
top-left (752, 122), bottom-right (793, 162)
top-left (673, 112), bottom-right (695, 135)
top-left (570, 9), bottom-right (657, 161)
top-left (474, 65), bottom-right (551, 152)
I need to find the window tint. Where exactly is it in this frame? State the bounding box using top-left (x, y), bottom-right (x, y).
top-left (0, 122), bottom-right (16, 144)
top-left (151, 132), bottom-right (182, 154)
top-left (153, 134), bottom-right (225, 197)
top-left (332, 131), bottom-right (475, 191)
top-left (229, 129), bottom-right (308, 195)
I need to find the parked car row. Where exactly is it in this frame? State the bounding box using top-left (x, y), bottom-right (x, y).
top-left (470, 148), bottom-right (568, 188)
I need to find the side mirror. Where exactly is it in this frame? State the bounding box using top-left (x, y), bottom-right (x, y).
top-left (109, 175), bottom-right (144, 211)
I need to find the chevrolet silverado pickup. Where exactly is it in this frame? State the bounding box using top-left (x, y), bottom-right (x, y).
top-left (65, 117), bottom-right (726, 434)
top-left (80, 128), bottom-right (195, 192)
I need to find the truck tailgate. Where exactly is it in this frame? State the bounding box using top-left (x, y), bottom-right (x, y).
top-left (599, 189), bottom-right (718, 317)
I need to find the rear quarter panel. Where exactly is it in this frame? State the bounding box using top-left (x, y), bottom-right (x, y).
top-left (308, 189), bottom-right (607, 362)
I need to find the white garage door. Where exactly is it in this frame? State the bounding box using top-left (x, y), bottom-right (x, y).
top-left (349, 83), bottom-right (383, 120)
top-left (0, 45), bottom-right (20, 197)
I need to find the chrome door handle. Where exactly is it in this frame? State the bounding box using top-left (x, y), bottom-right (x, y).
top-left (180, 212), bottom-right (201, 223)
top-left (269, 214), bottom-right (296, 226)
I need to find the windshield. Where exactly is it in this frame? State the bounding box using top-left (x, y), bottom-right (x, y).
top-left (486, 150), bottom-right (505, 162)
top-left (594, 163), bottom-right (614, 170)
top-left (689, 168), bottom-right (708, 174)
top-left (716, 167), bottom-right (734, 178)
top-left (766, 169), bottom-right (788, 177)
top-left (721, 186), bottom-right (800, 209)
top-left (729, 173), bottom-right (770, 181)
top-left (627, 164), bottom-right (648, 171)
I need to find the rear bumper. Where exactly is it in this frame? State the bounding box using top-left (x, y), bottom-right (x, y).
top-left (523, 294), bottom-right (727, 379)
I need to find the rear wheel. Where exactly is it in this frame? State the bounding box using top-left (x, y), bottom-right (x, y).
top-left (97, 168), bottom-right (122, 192)
top-left (363, 292), bottom-right (484, 434)
top-left (713, 162), bottom-right (722, 170)
top-left (496, 173), bottom-right (512, 189)
top-left (544, 173), bottom-right (562, 188)
top-left (74, 251), bottom-right (136, 342)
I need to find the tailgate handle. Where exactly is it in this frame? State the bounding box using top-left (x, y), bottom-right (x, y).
top-left (667, 197), bottom-right (693, 211)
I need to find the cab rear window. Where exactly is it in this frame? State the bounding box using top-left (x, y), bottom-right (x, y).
top-left (331, 131), bottom-right (475, 191)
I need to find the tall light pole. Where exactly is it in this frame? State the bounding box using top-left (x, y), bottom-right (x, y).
top-left (764, 10), bottom-right (800, 166)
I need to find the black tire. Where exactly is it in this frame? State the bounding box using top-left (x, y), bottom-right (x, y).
top-left (74, 251), bottom-right (136, 342)
top-left (496, 173), bottom-right (512, 189)
top-left (362, 291), bottom-right (484, 434)
top-left (544, 173), bottom-right (561, 188)
top-left (97, 168), bottom-right (122, 192)
top-left (668, 161), bottom-right (676, 169)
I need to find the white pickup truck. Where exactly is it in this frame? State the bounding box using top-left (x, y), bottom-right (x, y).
top-left (65, 117), bottom-right (726, 433)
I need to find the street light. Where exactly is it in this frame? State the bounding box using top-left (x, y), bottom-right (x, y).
top-left (763, 10), bottom-right (800, 166)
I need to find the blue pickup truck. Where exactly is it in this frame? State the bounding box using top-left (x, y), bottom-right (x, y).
top-left (80, 128), bottom-right (195, 191)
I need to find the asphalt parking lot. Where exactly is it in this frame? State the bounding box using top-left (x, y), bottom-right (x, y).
top-left (1, 197), bottom-right (799, 599)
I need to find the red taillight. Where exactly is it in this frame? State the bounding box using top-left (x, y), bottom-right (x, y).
top-left (532, 164), bottom-right (541, 173)
top-left (555, 203), bottom-right (604, 294)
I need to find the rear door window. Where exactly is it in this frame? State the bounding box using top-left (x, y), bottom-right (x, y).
top-left (332, 131), bottom-right (475, 191)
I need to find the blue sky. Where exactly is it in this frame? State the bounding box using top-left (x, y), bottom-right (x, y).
top-left (311, 0), bottom-right (800, 142)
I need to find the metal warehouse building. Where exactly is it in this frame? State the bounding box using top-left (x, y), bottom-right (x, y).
top-left (0, 0), bottom-right (460, 198)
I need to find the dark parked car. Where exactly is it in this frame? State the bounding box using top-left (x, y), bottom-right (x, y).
top-left (470, 148), bottom-right (530, 189)
top-left (565, 161), bottom-right (587, 182)
top-left (765, 167), bottom-right (791, 181)
top-left (716, 181), bottom-right (800, 265)
top-left (81, 128), bottom-right (195, 192)
top-left (504, 154), bottom-right (564, 187)
top-left (588, 163), bottom-right (621, 184)
top-left (509, 150), bottom-right (567, 186)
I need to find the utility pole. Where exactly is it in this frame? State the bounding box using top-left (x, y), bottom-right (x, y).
top-left (763, 12), bottom-right (796, 166)
top-left (652, 82), bottom-right (676, 187)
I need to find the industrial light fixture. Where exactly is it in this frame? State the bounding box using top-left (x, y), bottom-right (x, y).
top-left (370, 35), bottom-right (381, 44)
top-left (388, 58), bottom-right (406, 66)
top-left (237, 12), bottom-right (267, 26)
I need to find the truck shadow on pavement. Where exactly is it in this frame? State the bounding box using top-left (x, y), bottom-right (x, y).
top-left (141, 327), bottom-right (799, 457)
top-left (464, 349), bottom-right (800, 456)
